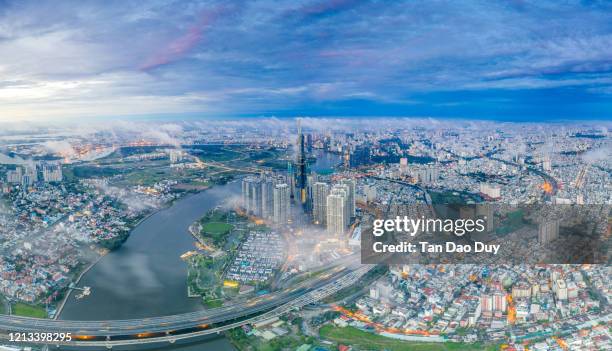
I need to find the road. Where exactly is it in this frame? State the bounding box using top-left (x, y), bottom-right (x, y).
top-left (486, 155), bottom-right (559, 194)
top-left (0, 260), bottom-right (370, 348)
top-left (76, 265), bottom-right (373, 348)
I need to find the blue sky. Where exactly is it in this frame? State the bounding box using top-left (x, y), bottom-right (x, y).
top-left (1, 0), bottom-right (611, 121)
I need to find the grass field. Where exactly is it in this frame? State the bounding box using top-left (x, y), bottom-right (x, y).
top-left (202, 222), bottom-right (233, 236)
top-left (320, 326), bottom-right (499, 351)
top-left (12, 303), bottom-right (47, 318)
top-left (191, 145), bottom-right (242, 161)
top-left (123, 168), bottom-right (170, 186)
top-left (198, 210), bottom-right (237, 247)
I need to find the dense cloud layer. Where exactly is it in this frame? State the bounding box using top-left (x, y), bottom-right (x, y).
top-left (0, 0), bottom-right (611, 120)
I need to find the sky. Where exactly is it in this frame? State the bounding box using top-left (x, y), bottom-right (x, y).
top-left (0, 0), bottom-right (611, 122)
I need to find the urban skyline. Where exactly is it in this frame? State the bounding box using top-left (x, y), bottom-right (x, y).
top-left (0, 117), bottom-right (609, 351)
top-left (0, 1), bottom-right (610, 351)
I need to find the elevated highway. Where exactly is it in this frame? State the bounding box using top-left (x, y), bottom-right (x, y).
top-left (0, 264), bottom-right (372, 348)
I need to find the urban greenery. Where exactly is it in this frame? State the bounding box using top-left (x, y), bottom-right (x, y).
top-left (12, 303), bottom-right (47, 318)
top-left (319, 325), bottom-right (499, 351)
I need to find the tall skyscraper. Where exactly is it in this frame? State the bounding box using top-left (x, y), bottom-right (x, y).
top-left (295, 119), bottom-right (308, 205)
top-left (6, 167), bottom-right (23, 184)
top-left (417, 164), bottom-right (439, 185)
top-left (334, 184), bottom-right (350, 225)
top-left (399, 157), bottom-right (408, 175)
top-left (340, 178), bottom-right (356, 219)
top-left (169, 149), bottom-right (184, 163)
top-left (327, 186), bottom-right (348, 237)
top-left (40, 162), bottom-right (63, 182)
top-left (273, 183), bottom-right (290, 225)
top-left (480, 294), bottom-right (493, 313)
top-left (251, 178), bottom-right (263, 217)
top-left (21, 174), bottom-right (31, 189)
top-left (287, 161), bottom-right (295, 200)
top-left (312, 182), bottom-right (329, 225)
top-left (305, 133), bottom-right (313, 151)
top-left (242, 177), bottom-right (250, 212)
top-left (538, 219), bottom-right (560, 245)
top-left (242, 176), bottom-right (262, 216)
top-left (306, 173), bottom-right (318, 212)
top-left (492, 291), bottom-right (507, 312)
top-left (261, 177), bottom-right (274, 220)
top-left (19, 165), bottom-right (37, 188)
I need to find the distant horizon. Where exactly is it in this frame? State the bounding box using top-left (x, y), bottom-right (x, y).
top-left (0, 115), bottom-right (610, 140)
top-left (2, 113), bottom-right (611, 126)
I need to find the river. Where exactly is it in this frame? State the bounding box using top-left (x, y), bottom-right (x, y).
top-left (58, 151), bottom-right (342, 350)
top-left (58, 181), bottom-right (241, 351)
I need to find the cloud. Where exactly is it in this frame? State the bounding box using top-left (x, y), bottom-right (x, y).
top-left (139, 5), bottom-right (234, 71)
top-left (0, 153), bottom-right (28, 165)
top-left (42, 140), bottom-right (77, 157)
top-left (159, 123), bottom-right (183, 134)
top-left (582, 147), bottom-right (610, 163)
top-left (94, 182), bottom-right (161, 212)
top-left (142, 129), bottom-right (182, 147)
top-left (0, 0), bottom-right (611, 121)
top-left (288, 0), bottom-right (361, 21)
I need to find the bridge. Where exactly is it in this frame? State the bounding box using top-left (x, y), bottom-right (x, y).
top-left (0, 264), bottom-right (372, 348)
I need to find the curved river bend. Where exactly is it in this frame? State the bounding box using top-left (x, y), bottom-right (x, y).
top-left (59, 181), bottom-right (241, 350)
top-left (58, 151), bottom-right (340, 350)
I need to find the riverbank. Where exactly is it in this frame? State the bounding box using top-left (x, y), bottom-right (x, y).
top-left (55, 198), bottom-right (178, 320)
top-left (54, 252), bottom-right (106, 319)
top-left (56, 181), bottom-right (242, 350)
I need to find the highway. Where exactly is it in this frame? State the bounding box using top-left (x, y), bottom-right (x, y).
top-left (0, 262), bottom-right (371, 348)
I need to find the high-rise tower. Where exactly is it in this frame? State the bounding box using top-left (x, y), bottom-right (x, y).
top-left (242, 176), bottom-right (262, 216)
top-left (327, 186), bottom-right (348, 237)
top-left (538, 219), bottom-right (560, 245)
top-left (296, 119), bottom-right (308, 205)
top-left (340, 178), bottom-right (356, 219)
top-left (261, 177), bottom-right (274, 220)
top-left (312, 182), bottom-right (329, 225)
top-left (273, 183), bottom-right (290, 225)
